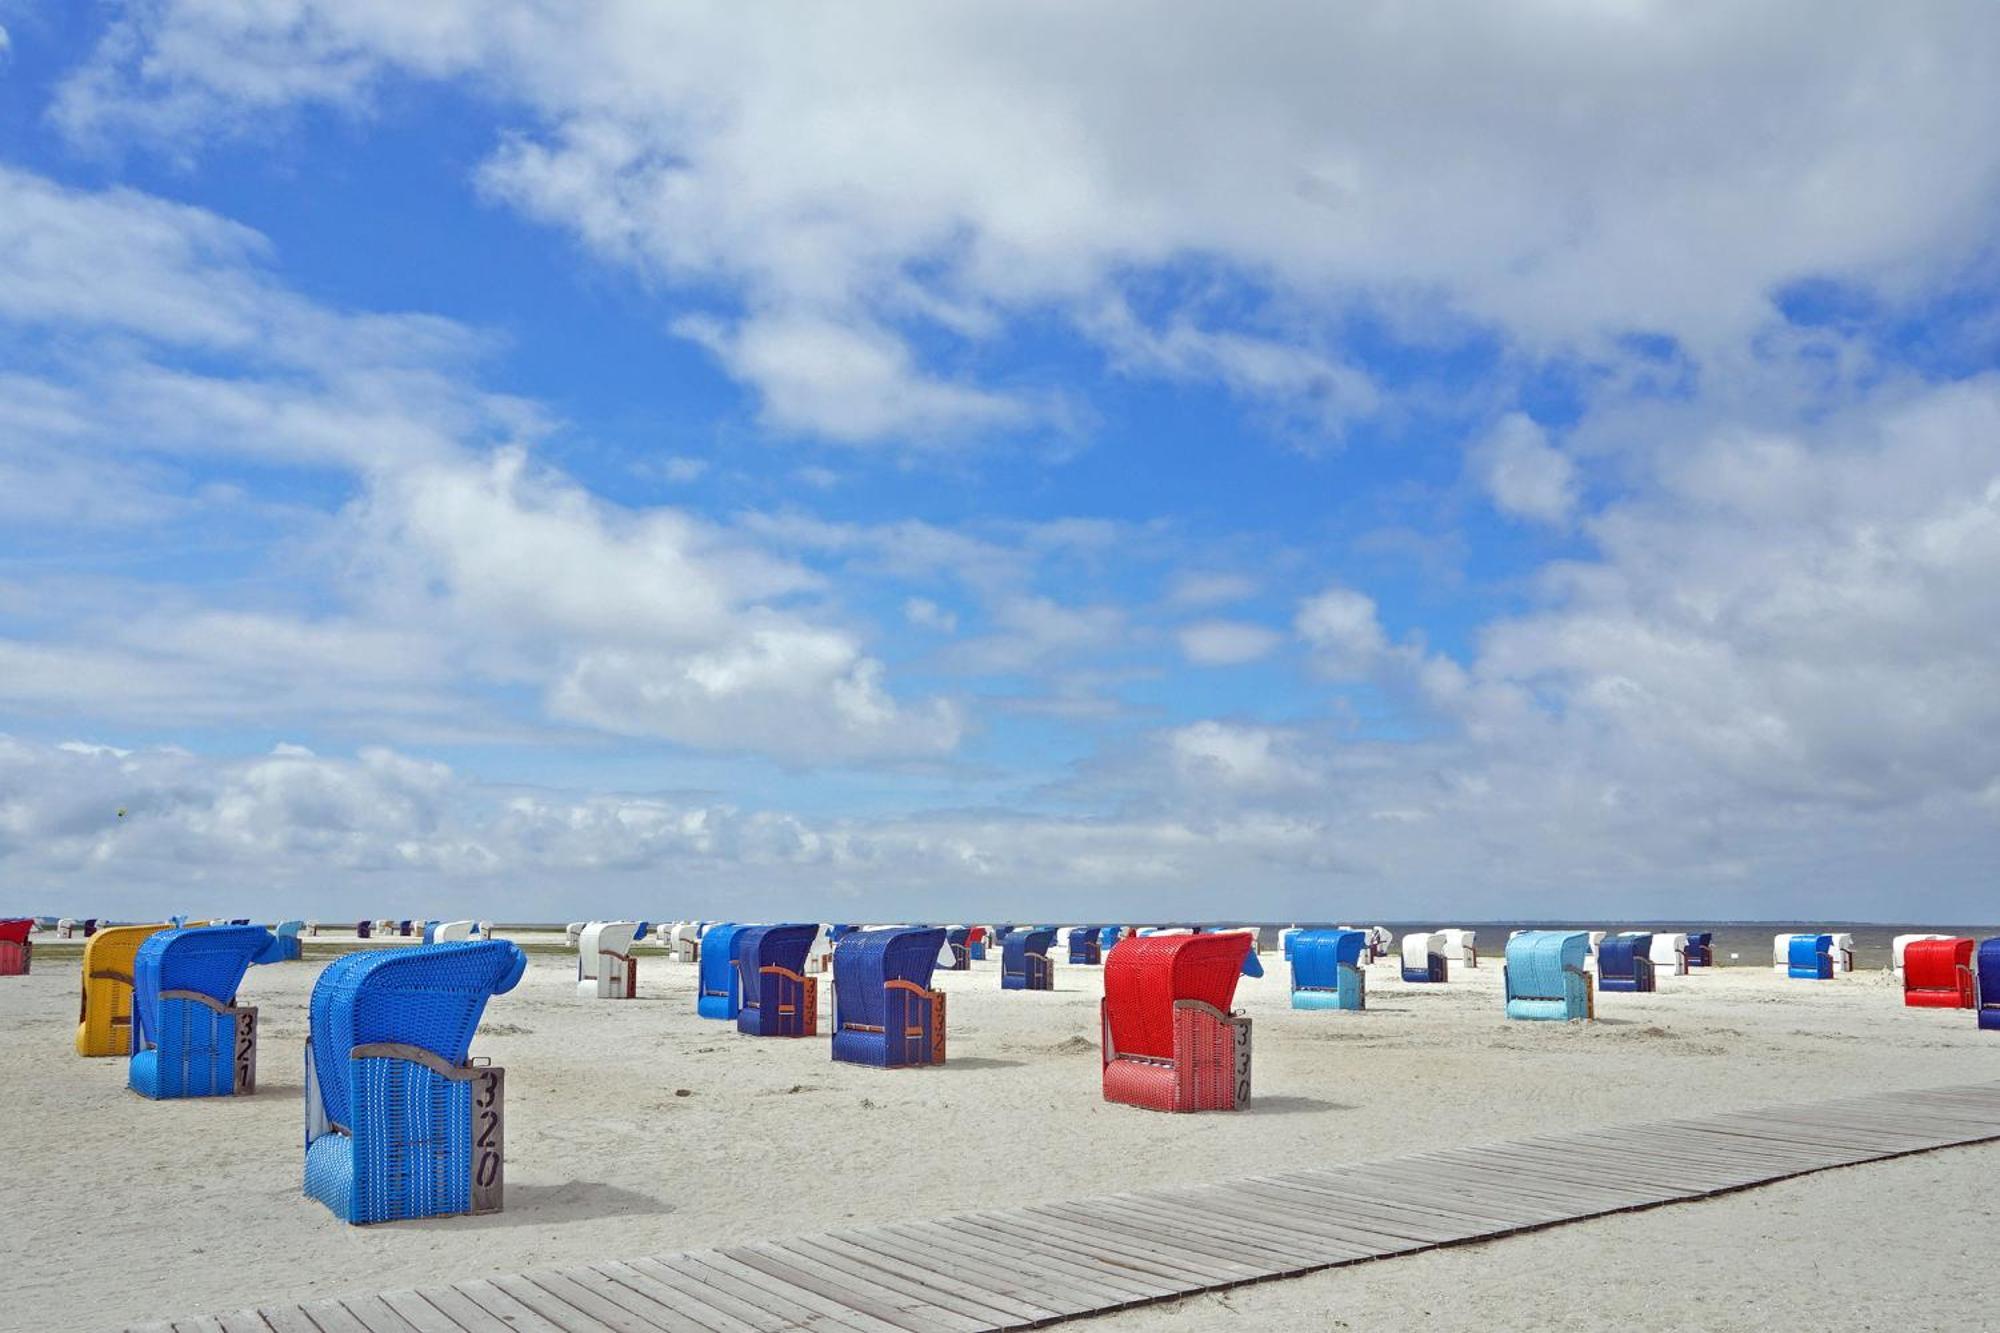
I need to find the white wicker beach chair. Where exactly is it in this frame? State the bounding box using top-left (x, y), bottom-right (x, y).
top-left (565, 921), bottom-right (586, 947)
top-left (1435, 928), bottom-right (1480, 969)
top-left (433, 920), bottom-right (478, 942)
top-left (577, 921), bottom-right (641, 998)
top-left (1646, 932), bottom-right (1689, 975)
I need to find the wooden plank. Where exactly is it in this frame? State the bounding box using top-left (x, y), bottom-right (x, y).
top-left (680, 1250), bottom-right (911, 1333)
top-left (528, 1268), bottom-right (706, 1333)
top-left (826, 1223), bottom-right (1102, 1316)
top-left (375, 1291), bottom-right (472, 1333)
top-left (337, 1296), bottom-right (420, 1333)
top-left (772, 1236), bottom-right (1040, 1330)
top-left (216, 1314), bottom-right (277, 1333)
top-left (592, 1261), bottom-right (768, 1333)
top-left (721, 1244), bottom-right (965, 1333)
top-left (648, 1252), bottom-right (880, 1333)
top-left (451, 1278), bottom-right (577, 1333)
top-left (399, 1288), bottom-right (512, 1333)
top-left (906, 1214), bottom-right (1173, 1303)
top-left (260, 1308), bottom-right (328, 1333)
top-left (948, 1206), bottom-right (1249, 1289)
top-left (299, 1302), bottom-right (374, 1333)
top-left (1047, 1196), bottom-right (1327, 1273)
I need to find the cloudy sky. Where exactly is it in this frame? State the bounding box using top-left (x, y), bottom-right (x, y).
top-left (3, 2), bottom-right (1997, 922)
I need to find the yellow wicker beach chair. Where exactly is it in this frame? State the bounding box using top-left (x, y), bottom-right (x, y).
top-left (75, 923), bottom-right (171, 1056)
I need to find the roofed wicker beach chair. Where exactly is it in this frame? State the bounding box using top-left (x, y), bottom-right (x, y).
top-left (1788, 933), bottom-right (1834, 980)
top-left (968, 925), bottom-right (992, 961)
top-left (564, 922), bottom-right (585, 947)
top-left (669, 921), bottom-right (703, 962)
top-left (128, 924), bottom-right (273, 1099)
top-left (1902, 938), bottom-right (1975, 1009)
top-left (1101, 932), bottom-right (1252, 1113)
top-left (433, 920), bottom-right (478, 943)
top-left (736, 923), bottom-right (820, 1037)
top-left (1001, 927), bottom-right (1057, 991)
top-left (1436, 928), bottom-right (1479, 969)
top-left (254, 920), bottom-right (305, 964)
top-left (1893, 934), bottom-right (1952, 981)
top-left (355, 919), bottom-right (373, 939)
top-left (1828, 932), bottom-right (1856, 974)
top-left (1685, 931), bottom-right (1714, 968)
top-left (1646, 932), bottom-right (1689, 977)
top-left (1503, 931), bottom-right (1593, 1021)
top-left (1068, 927), bottom-right (1103, 965)
top-left (1980, 939), bottom-right (2000, 1032)
top-left (0, 917), bottom-right (33, 976)
top-left (944, 925), bottom-right (974, 971)
top-left (1598, 934), bottom-right (1656, 992)
top-left (304, 939), bottom-right (525, 1225)
top-left (1400, 931), bottom-right (1447, 983)
top-left (832, 927), bottom-right (948, 1068)
top-left (1098, 925), bottom-right (1126, 954)
top-left (696, 923), bottom-right (746, 1019)
top-left (76, 923), bottom-right (169, 1054)
top-left (1289, 928), bottom-right (1366, 1011)
top-left (576, 921), bottom-right (641, 999)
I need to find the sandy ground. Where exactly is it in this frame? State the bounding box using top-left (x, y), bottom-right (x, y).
top-left (2, 933), bottom-right (1996, 1332)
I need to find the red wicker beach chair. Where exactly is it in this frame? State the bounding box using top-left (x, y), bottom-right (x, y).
top-left (1903, 937), bottom-right (1975, 1009)
top-left (1101, 932), bottom-right (1252, 1112)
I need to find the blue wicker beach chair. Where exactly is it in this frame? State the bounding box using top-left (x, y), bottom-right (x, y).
top-left (831, 927), bottom-right (947, 1067)
top-left (254, 920), bottom-right (305, 964)
top-left (1400, 932), bottom-right (1447, 983)
top-left (737, 923), bottom-right (819, 1036)
top-left (944, 926), bottom-right (973, 971)
top-left (1099, 925), bottom-right (1125, 953)
top-left (1069, 927), bottom-right (1103, 965)
top-left (1504, 931), bottom-right (1593, 1020)
top-left (1598, 934), bottom-right (1656, 992)
top-left (128, 924), bottom-right (273, 1099)
top-left (304, 940), bottom-right (525, 1224)
top-left (355, 919), bottom-right (372, 939)
top-left (1978, 938), bottom-right (2000, 1032)
top-left (696, 923), bottom-right (746, 1019)
top-left (1001, 927), bottom-right (1057, 990)
top-left (1788, 933), bottom-right (1834, 980)
top-left (1685, 931), bottom-right (1714, 968)
top-left (398, 920), bottom-right (415, 937)
top-left (1290, 929), bottom-right (1367, 1010)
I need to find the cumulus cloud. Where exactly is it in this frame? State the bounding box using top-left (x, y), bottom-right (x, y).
top-left (1295, 586), bottom-right (1390, 679)
top-left (57, 3), bottom-right (2000, 442)
top-left (0, 167), bottom-right (960, 765)
top-left (1472, 413), bottom-right (1578, 525)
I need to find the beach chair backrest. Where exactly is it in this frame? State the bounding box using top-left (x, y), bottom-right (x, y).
top-left (308, 940), bottom-right (526, 1134)
top-left (737, 923), bottom-right (817, 980)
top-left (1788, 933), bottom-right (1833, 978)
top-left (1290, 929), bottom-right (1364, 991)
top-left (1504, 931), bottom-right (1587, 999)
top-left (132, 925), bottom-right (272, 1048)
top-left (1600, 934), bottom-right (1648, 979)
top-left (1904, 938), bottom-right (1973, 997)
top-left (835, 928), bottom-right (945, 1030)
top-left (1400, 932), bottom-right (1438, 969)
top-left (1104, 932), bottom-right (1249, 1060)
top-left (0, 918), bottom-right (31, 946)
top-left (1003, 927), bottom-right (1057, 971)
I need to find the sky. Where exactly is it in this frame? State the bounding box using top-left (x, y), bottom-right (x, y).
top-left (2, 2), bottom-right (1998, 923)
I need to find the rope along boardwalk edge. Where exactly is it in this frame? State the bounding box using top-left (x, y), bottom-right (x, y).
top-left (131, 1082), bottom-right (2000, 1333)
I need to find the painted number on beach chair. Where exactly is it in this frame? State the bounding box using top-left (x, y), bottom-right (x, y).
top-left (472, 1065), bottom-right (506, 1215)
top-left (1233, 1019), bottom-right (1253, 1106)
top-left (233, 1008), bottom-right (258, 1095)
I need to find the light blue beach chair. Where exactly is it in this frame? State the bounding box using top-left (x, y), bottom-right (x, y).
top-left (304, 940), bottom-right (525, 1224)
top-left (1503, 931), bottom-right (1593, 1020)
top-left (254, 920), bottom-right (305, 964)
top-left (1290, 928), bottom-right (1367, 1010)
top-left (129, 924), bottom-right (274, 1098)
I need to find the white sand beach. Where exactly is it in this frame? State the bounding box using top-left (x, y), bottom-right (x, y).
top-left (2, 935), bottom-right (1995, 1332)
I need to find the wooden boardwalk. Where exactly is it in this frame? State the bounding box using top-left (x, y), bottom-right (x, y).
top-left (134, 1081), bottom-right (2000, 1332)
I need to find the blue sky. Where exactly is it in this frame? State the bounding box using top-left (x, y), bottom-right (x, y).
top-left (3, 3), bottom-right (1999, 921)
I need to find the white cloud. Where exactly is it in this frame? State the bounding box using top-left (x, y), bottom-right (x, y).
top-left (1176, 619), bottom-right (1281, 666)
top-left (903, 598), bottom-right (957, 634)
top-left (1166, 571), bottom-right (1259, 608)
top-left (1473, 412), bottom-right (1578, 525)
top-left (1168, 721), bottom-right (1319, 793)
top-left (58, 4), bottom-right (2000, 441)
top-left (1295, 585), bottom-right (1390, 679)
top-left (0, 167), bottom-right (961, 765)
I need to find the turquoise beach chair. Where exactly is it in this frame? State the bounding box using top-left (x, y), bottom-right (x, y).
top-left (1504, 931), bottom-right (1593, 1020)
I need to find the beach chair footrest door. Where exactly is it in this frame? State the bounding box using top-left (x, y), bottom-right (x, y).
top-left (130, 994), bottom-right (255, 1098)
top-left (307, 1043), bottom-right (505, 1224)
